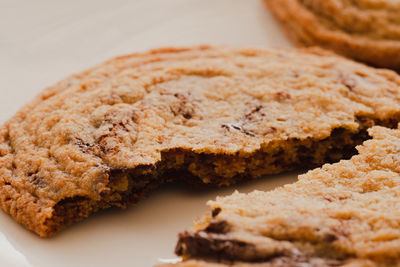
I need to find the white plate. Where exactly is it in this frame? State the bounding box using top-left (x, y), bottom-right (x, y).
top-left (0, 0), bottom-right (295, 266)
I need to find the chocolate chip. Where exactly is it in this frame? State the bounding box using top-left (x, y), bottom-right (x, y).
top-left (211, 207), bottom-right (221, 217)
top-left (175, 231), bottom-right (344, 265)
top-left (243, 130), bottom-right (255, 137)
top-left (75, 138), bottom-right (94, 153)
top-left (221, 123), bottom-right (241, 131)
top-left (221, 123), bottom-right (231, 130)
top-left (231, 124), bottom-right (241, 130)
top-left (96, 109), bottom-right (138, 154)
top-left (323, 227), bottom-right (350, 243)
top-left (205, 220), bottom-right (230, 233)
top-left (244, 105), bottom-right (264, 121)
top-left (221, 123), bottom-right (256, 137)
top-left (175, 231), bottom-right (259, 261)
top-left (323, 233), bottom-right (338, 243)
top-left (170, 92), bottom-right (195, 119)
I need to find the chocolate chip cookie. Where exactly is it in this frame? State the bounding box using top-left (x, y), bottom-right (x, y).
top-left (2, 46), bottom-right (400, 237)
top-left (171, 125), bottom-right (400, 266)
top-left (265, 0), bottom-right (400, 71)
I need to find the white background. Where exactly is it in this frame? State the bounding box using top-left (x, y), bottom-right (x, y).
top-left (0, 1), bottom-right (296, 266)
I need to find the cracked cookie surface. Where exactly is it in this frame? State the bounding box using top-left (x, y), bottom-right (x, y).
top-left (2, 46), bottom-right (400, 237)
top-left (265, 0), bottom-right (400, 71)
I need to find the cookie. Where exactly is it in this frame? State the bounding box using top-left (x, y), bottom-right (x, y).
top-left (172, 126), bottom-right (400, 266)
top-left (2, 46), bottom-right (400, 237)
top-left (265, 0), bottom-right (400, 71)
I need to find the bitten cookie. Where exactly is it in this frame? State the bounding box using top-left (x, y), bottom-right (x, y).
top-left (1, 46), bottom-right (400, 237)
top-left (172, 126), bottom-right (400, 266)
top-left (265, 0), bottom-right (400, 71)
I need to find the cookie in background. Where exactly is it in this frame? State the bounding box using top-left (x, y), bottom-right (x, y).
top-left (265, 0), bottom-right (400, 71)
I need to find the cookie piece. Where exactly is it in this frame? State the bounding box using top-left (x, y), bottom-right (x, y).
top-left (2, 46), bottom-right (400, 237)
top-left (173, 126), bottom-right (400, 266)
top-left (265, 0), bottom-right (400, 71)
top-left (158, 258), bottom-right (376, 267)
top-left (159, 258), bottom-right (376, 267)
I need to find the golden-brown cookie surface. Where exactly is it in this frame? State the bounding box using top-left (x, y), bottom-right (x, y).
top-left (2, 46), bottom-right (400, 237)
top-left (265, 0), bottom-right (400, 71)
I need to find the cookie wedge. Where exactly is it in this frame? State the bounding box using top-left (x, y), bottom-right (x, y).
top-left (1, 46), bottom-right (400, 237)
top-left (172, 126), bottom-right (400, 266)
